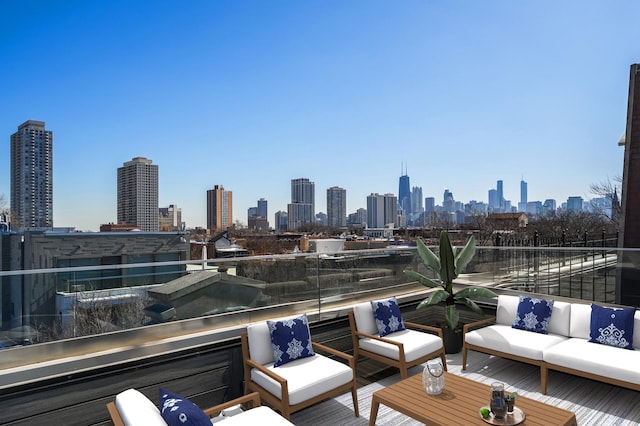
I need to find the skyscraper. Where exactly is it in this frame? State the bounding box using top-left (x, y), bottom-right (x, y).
top-left (10, 120), bottom-right (53, 229)
top-left (398, 172), bottom-right (411, 217)
top-left (117, 156), bottom-right (159, 231)
top-left (288, 178), bottom-right (315, 230)
top-left (257, 198), bottom-right (268, 219)
top-left (327, 186), bottom-right (346, 228)
top-left (207, 185), bottom-right (232, 232)
top-left (519, 179), bottom-right (528, 212)
top-left (497, 180), bottom-right (504, 212)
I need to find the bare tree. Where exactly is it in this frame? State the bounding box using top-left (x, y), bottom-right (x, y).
top-left (589, 176), bottom-right (622, 224)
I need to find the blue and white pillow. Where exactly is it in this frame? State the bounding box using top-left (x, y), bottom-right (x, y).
top-left (267, 313), bottom-right (315, 367)
top-left (159, 388), bottom-right (211, 426)
top-left (371, 297), bottom-right (406, 337)
top-left (589, 304), bottom-right (635, 350)
top-left (512, 296), bottom-right (554, 334)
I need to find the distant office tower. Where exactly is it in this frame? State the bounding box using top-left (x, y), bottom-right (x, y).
top-left (398, 172), bottom-right (411, 217)
top-left (424, 197), bottom-right (435, 214)
top-left (566, 196), bottom-right (583, 213)
top-left (10, 120), bottom-right (53, 229)
top-left (288, 178), bottom-right (315, 230)
top-left (257, 198), bottom-right (268, 219)
top-left (488, 189), bottom-right (498, 210)
top-left (327, 186), bottom-right (347, 228)
top-left (367, 193), bottom-right (398, 228)
top-left (411, 186), bottom-right (423, 215)
top-left (247, 207), bottom-right (258, 220)
top-left (519, 179), bottom-right (528, 212)
top-left (443, 189), bottom-right (455, 213)
top-left (159, 204), bottom-right (182, 231)
top-left (497, 180), bottom-right (504, 210)
top-left (117, 156), bottom-right (158, 231)
top-left (207, 185), bottom-right (232, 232)
top-left (275, 210), bottom-right (288, 231)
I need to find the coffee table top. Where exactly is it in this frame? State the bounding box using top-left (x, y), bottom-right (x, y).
top-left (369, 372), bottom-right (577, 426)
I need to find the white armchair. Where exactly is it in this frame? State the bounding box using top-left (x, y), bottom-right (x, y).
top-left (349, 299), bottom-right (447, 379)
top-left (241, 314), bottom-right (359, 420)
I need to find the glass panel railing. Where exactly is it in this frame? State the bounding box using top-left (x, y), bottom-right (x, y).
top-left (0, 245), bottom-right (636, 350)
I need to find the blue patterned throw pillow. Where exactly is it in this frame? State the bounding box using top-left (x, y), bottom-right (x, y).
top-left (371, 297), bottom-right (406, 337)
top-left (589, 304), bottom-right (635, 350)
top-left (267, 313), bottom-right (315, 367)
top-left (159, 388), bottom-right (211, 426)
top-left (512, 296), bottom-right (554, 334)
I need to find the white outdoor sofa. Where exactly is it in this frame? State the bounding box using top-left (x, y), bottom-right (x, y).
top-left (462, 294), bottom-right (640, 394)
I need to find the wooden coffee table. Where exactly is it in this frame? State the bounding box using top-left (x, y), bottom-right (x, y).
top-left (369, 372), bottom-right (577, 425)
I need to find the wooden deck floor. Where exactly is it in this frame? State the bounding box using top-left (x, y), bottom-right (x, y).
top-left (291, 350), bottom-right (640, 425)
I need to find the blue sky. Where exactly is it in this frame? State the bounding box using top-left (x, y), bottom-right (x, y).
top-left (1, 1), bottom-right (636, 231)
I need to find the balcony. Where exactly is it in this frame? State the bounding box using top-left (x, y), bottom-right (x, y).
top-left (0, 244), bottom-right (637, 425)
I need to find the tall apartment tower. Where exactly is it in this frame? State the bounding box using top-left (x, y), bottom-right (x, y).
top-left (367, 193), bottom-right (398, 228)
top-left (327, 186), bottom-right (347, 228)
top-left (288, 178), bottom-right (314, 230)
top-left (117, 157), bottom-right (159, 231)
top-left (10, 120), bottom-right (53, 229)
top-left (206, 185), bottom-right (232, 232)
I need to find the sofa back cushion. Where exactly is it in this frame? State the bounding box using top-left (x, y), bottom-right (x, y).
top-left (497, 295), bottom-right (570, 336)
top-left (634, 312), bottom-right (640, 350)
top-left (247, 321), bottom-right (276, 365)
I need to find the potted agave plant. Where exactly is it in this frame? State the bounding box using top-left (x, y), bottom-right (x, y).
top-left (403, 231), bottom-right (497, 353)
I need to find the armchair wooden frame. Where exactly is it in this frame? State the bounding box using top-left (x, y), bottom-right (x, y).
top-left (348, 310), bottom-right (447, 379)
top-left (240, 331), bottom-right (359, 420)
top-left (107, 391), bottom-right (262, 426)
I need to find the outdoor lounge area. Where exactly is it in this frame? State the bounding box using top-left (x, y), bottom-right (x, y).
top-left (0, 244), bottom-right (638, 425)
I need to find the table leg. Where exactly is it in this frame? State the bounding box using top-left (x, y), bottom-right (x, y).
top-left (369, 395), bottom-right (380, 426)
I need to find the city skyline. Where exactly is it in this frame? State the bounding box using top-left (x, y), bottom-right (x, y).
top-left (1, 1), bottom-right (634, 231)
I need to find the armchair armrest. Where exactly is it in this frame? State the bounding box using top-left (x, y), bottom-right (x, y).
top-left (312, 341), bottom-right (356, 368)
top-left (463, 316), bottom-right (497, 334)
top-left (202, 392), bottom-right (261, 417)
top-left (352, 329), bottom-right (405, 350)
top-left (245, 358), bottom-right (287, 385)
top-left (404, 321), bottom-right (444, 339)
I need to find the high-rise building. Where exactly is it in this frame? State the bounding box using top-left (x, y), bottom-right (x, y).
top-left (10, 120), bottom-right (53, 229)
top-left (288, 178), bottom-right (314, 230)
top-left (206, 185), bottom-right (232, 232)
top-left (411, 186), bottom-right (423, 216)
top-left (497, 180), bottom-right (504, 211)
top-left (519, 179), bottom-right (528, 212)
top-left (566, 196), bottom-right (584, 213)
top-left (398, 173), bottom-right (411, 217)
top-left (367, 193), bottom-right (398, 228)
top-left (443, 189), bottom-right (455, 213)
top-left (117, 156), bottom-right (158, 231)
top-left (327, 186), bottom-right (346, 228)
top-left (257, 198), bottom-right (268, 219)
top-left (275, 210), bottom-right (288, 231)
top-left (159, 204), bottom-right (182, 231)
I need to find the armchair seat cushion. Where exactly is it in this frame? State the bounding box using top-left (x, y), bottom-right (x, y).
top-left (358, 329), bottom-right (443, 363)
top-left (250, 354), bottom-right (353, 406)
top-left (465, 324), bottom-right (567, 360)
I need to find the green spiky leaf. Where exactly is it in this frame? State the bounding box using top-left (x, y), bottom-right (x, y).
top-left (439, 232), bottom-right (455, 284)
top-left (455, 234), bottom-right (476, 275)
top-left (416, 238), bottom-right (440, 273)
top-left (416, 289), bottom-right (449, 309)
top-left (445, 304), bottom-right (460, 330)
top-left (403, 269), bottom-right (441, 288)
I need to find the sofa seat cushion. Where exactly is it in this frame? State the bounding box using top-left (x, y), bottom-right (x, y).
top-left (115, 388), bottom-right (167, 426)
top-left (465, 324), bottom-right (567, 360)
top-left (358, 329), bottom-right (443, 362)
top-left (213, 406), bottom-right (294, 425)
top-left (543, 338), bottom-right (640, 384)
top-left (250, 354), bottom-right (353, 405)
